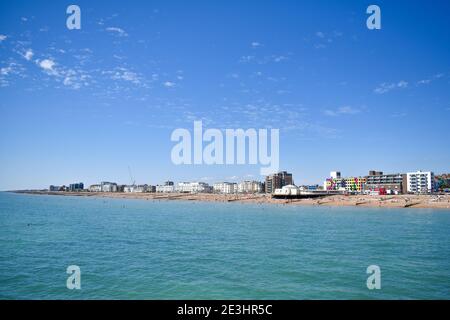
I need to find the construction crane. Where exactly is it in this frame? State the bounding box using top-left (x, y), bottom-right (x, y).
top-left (128, 166), bottom-right (136, 186)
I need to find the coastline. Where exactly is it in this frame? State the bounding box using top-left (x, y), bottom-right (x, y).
top-left (9, 190), bottom-right (450, 209)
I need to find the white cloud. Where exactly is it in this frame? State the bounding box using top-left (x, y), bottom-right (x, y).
top-left (417, 79), bottom-right (431, 85)
top-left (324, 106), bottom-right (361, 117)
top-left (397, 80), bottom-right (408, 88)
top-left (38, 59), bottom-right (56, 72)
top-left (273, 55), bottom-right (287, 62)
top-left (106, 27), bottom-right (128, 37)
top-left (23, 49), bottom-right (34, 61)
top-left (0, 34), bottom-right (7, 42)
top-left (108, 67), bottom-right (141, 85)
top-left (316, 31), bottom-right (325, 38)
top-left (0, 62), bottom-right (25, 87)
top-left (163, 81), bottom-right (175, 87)
top-left (62, 69), bottom-right (91, 89)
top-left (374, 81), bottom-right (408, 94)
top-left (251, 41), bottom-right (261, 48)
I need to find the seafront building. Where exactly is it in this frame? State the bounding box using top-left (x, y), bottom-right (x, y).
top-left (274, 185), bottom-right (301, 196)
top-left (123, 185), bottom-right (155, 193)
top-left (237, 180), bottom-right (263, 193)
top-left (265, 171), bottom-right (293, 193)
top-left (435, 174), bottom-right (450, 192)
top-left (330, 171), bottom-right (341, 179)
top-left (213, 182), bottom-right (237, 194)
top-left (324, 171), bottom-right (366, 193)
top-left (156, 185), bottom-right (175, 193)
top-left (68, 183), bottom-right (84, 192)
top-left (101, 182), bottom-right (118, 193)
top-left (156, 181), bottom-right (175, 193)
top-left (88, 184), bottom-right (101, 192)
top-left (364, 171), bottom-right (407, 194)
top-left (176, 182), bottom-right (212, 193)
top-left (407, 171), bottom-right (435, 194)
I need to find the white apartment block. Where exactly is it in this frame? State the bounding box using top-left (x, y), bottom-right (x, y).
top-left (89, 184), bottom-right (102, 192)
top-left (176, 182), bottom-right (212, 193)
top-left (330, 171), bottom-right (341, 179)
top-left (213, 182), bottom-right (237, 194)
top-left (407, 171), bottom-right (435, 193)
top-left (237, 181), bottom-right (263, 193)
top-left (101, 182), bottom-right (118, 193)
top-left (124, 185), bottom-right (149, 193)
top-left (156, 185), bottom-right (175, 193)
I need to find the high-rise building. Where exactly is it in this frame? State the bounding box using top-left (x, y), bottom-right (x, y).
top-left (407, 171), bottom-right (435, 194)
top-left (265, 171), bottom-right (293, 193)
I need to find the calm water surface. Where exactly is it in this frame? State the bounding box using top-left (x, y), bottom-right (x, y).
top-left (0, 192), bottom-right (449, 299)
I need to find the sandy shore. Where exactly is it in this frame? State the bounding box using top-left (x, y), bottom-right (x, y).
top-left (11, 191), bottom-right (450, 209)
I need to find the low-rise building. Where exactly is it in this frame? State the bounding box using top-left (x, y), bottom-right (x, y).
top-left (49, 185), bottom-right (61, 192)
top-left (435, 174), bottom-right (450, 192)
top-left (324, 172), bottom-right (365, 193)
top-left (124, 185), bottom-right (153, 193)
top-left (89, 184), bottom-right (102, 192)
top-left (407, 171), bottom-right (435, 194)
top-left (237, 180), bottom-right (263, 193)
top-left (176, 182), bottom-right (212, 193)
top-left (364, 170), bottom-right (407, 194)
top-left (101, 181), bottom-right (118, 193)
top-left (274, 185), bottom-right (300, 196)
top-left (156, 185), bottom-right (175, 193)
top-left (213, 182), bottom-right (237, 194)
top-left (69, 183), bottom-right (84, 192)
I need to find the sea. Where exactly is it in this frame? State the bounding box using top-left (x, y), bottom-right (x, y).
top-left (0, 192), bottom-right (449, 299)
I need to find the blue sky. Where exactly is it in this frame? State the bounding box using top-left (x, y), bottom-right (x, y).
top-left (0, 0), bottom-right (449, 190)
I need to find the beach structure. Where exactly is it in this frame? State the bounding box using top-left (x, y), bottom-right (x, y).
top-left (274, 185), bottom-right (301, 196)
top-left (265, 171), bottom-right (293, 193)
top-left (407, 171), bottom-right (435, 194)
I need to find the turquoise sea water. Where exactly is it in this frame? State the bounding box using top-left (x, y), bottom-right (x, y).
top-left (0, 192), bottom-right (449, 300)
